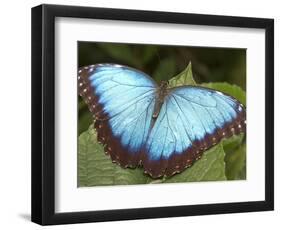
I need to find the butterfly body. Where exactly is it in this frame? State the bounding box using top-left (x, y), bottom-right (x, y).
top-left (152, 81), bottom-right (169, 120)
top-left (79, 64), bottom-right (246, 178)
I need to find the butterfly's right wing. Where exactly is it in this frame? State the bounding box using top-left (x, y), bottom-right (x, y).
top-left (143, 86), bottom-right (246, 178)
top-left (79, 64), bottom-right (157, 168)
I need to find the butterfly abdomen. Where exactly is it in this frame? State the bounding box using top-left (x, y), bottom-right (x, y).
top-left (152, 81), bottom-right (169, 119)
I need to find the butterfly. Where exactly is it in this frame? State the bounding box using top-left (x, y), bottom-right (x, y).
top-left (78, 63), bottom-right (246, 178)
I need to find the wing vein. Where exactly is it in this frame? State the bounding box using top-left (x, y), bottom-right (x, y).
top-left (96, 91), bottom-right (154, 120)
top-left (174, 92), bottom-right (216, 108)
top-left (174, 94), bottom-right (207, 137)
top-left (110, 79), bottom-right (155, 88)
top-left (165, 102), bottom-right (176, 156)
top-left (118, 98), bottom-right (154, 136)
top-left (171, 95), bottom-right (193, 143)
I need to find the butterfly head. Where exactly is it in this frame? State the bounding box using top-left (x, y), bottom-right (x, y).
top-left (159, 80), bottom-right (169, 90)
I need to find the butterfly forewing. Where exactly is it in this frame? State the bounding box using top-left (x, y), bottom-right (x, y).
top-left (79, 64), bottom-right (157, 168)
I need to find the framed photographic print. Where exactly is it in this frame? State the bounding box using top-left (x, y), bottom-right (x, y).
top-left (31, 4), bottom-right (274, 225)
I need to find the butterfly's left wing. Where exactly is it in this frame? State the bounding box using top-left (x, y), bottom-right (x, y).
top-left (143, 86), bottom-right (246, 178)
top-left (79, 64), bottom-right (157, 168)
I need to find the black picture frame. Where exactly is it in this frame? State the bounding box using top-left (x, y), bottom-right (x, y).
top-left (31, 4), bottom-right (274, 225)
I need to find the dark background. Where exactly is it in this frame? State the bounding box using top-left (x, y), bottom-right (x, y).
top-left (78, 42), bottom-right (246, 135)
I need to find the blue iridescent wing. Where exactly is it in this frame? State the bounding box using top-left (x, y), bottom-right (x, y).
top-left (143, 86), bottom-right (246, 178)
top-left (78, 64), bottom-right (157, 167)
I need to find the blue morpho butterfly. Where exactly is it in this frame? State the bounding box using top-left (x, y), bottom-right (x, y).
top-left (78, 64), bottom-right (246, 178)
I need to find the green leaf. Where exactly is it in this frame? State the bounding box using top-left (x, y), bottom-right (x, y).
top-left (168, 62), bottom-right (196, 87)
top-left (78, 110), bottom-right (92, 135)
top-left (222, 133), bottom-right (244, 153)
top-left (220, 134), bottom-right (246, 180)
top-left (78, 126), bottom-right (152, 186)
top-left (163, 143), bottom-right (226, 183)
top-left (224, 143), bottom-right (246, 180)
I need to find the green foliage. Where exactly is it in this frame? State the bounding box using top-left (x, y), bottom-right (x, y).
top-left (153, 57), bottom-right (177, 82)
top-left (224, 143), bottom-right (246, 180)
top-left (79, 128), bottom-right (152, 186)
top-left (98, 44), bottom-right (139, 67)
top-left (168, 62), bottom-right (196, 87)
top-left (164, 143), bottom-right (226, 183)
top-left (78, 127), bottom-right (229, 186)
top-left (78, 63), bottom-right (246, 186)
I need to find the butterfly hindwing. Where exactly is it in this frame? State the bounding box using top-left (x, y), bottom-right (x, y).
top-left (79, 64), bottom-right (157, 168)
top-left (143, 86), bottom-right (246, 177)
